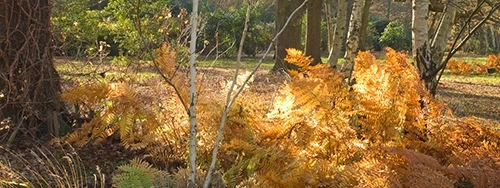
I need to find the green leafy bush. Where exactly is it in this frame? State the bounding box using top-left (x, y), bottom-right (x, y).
top-left (52, 0), bottom-right (175, 58)
top-left (201, 4), bottom-right (273, 57)
top-left (379, 21), bottom-right (410, 51)
top-left (370, 18), bottom-right (390, 51)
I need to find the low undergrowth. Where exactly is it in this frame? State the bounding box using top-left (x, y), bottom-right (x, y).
top-left (1, 49), bottom-right (499, 187)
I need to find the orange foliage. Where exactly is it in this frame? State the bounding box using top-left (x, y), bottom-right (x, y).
top-left (486, 54), bottom-right (500, 71)
top-left (447, 53), bottom-right (500, 75)
top-left (59, 47), bottom-right (500, 187)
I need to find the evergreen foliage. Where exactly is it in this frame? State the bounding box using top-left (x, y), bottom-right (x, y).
top-left (379, 21), bottom-right (411, 51)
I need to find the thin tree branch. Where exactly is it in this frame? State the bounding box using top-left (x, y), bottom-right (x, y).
top-left (133, 1), bottom-right (189, 113)
top-left (433, 2), bottom-right (500, 88)
top-left (202, 0), bottom-right (309, 187)
top-left (203, 2), bottom-right (252, 187)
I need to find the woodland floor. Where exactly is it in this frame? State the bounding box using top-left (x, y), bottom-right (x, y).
top-left (1, 57), bottom-right (499, 187)
top-left (437, 79), bottom-right (500, 122)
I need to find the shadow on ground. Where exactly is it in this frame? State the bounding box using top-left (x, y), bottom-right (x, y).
top-left (436, 81), bottom-right (500, 122)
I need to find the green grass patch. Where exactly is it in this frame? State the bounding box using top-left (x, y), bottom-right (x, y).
top-left (456, 57), bottom-right (488, 63)
top-left (55, 60), bottom-right (97, 74)
top-left (441, 72), bottom-right (500, 83)
top-left (197, 57), bottom-right (275, 70)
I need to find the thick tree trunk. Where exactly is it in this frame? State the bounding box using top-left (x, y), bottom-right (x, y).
top-left (273, 0), bottom-right (304, 71)
top-left (359, 0), bottom-right (372, 51)
top-left (342, 0), bottom-right (364, 82)
top-left (0, 0), bottom-right (61, 142)
top-left (305, 0), bottom-right (322, 65)
top-left (412, 0), bottom-right (429, 58)
top-left (416, 43), bottom-right (437, 95)
top-left (327, 0), bottom-right (349, 68)
top-left (431, 0), bottom-right (458, 65)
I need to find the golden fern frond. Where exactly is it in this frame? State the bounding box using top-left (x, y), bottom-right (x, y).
top-left (60, 82), bottom-right (110, 104)
top-left (155, 43), bottom-right (178, 78)
top-left (284, 48), bottom-right (313, 70)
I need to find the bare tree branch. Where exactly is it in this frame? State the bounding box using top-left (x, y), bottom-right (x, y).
top-left (202, 0), bottom-right (309, 187)
top-left (433, 2), bottom-right (500, 92)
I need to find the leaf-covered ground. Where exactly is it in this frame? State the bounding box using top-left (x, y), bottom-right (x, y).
top-left (437, 74), bottom-right (500, 122)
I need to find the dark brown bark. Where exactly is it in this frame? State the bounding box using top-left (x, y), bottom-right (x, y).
top-left (273, 0), bottom-right (305, 71)
top-left (305, 0), bottom-right (321, 65)
top-left (359, 0), bottom-right (372, 51)
top-left (416, 43), bottom-right (437, 96)
top-left (0, 0), bottom-right (62, 141)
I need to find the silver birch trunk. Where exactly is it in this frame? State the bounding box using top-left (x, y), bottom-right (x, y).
top-left (412, 0), bottom-right (429, 57)
top-left (188, 0), bottom-right (199, 187)
top-left (325, 0), bottom-right (334, 54)
top-left (342, 0), bottom-right (364, 82)
top-left (490, 25), bottom-right (497, 50)
top-left (431, 0), bottom-right (458, 65)
top-left (328, 0), bottom-right (349, 68)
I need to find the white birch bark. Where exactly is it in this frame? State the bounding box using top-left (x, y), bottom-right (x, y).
top-left (325, 0), bottom-right (334, 53)
top-left (327, 0), bottom-right (349, 68)
top-left (431, 0), bottom-right (458, 65)
top-left (490, 25), bottom-right (497, 50)
top-left (342, 0), bottom-right (364, 82)
top-left (188, 0), bottom-right (199, 187)
top-left (412, 0), bottom-right (429, 57)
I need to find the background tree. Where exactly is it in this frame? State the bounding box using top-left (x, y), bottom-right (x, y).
top-left (417, 0), bottom-right (500, 95)
top-left (327, 0), bottom-right (349, 68)
top-left (411, 0), bottom-right (429, 57)
top-left (324, 0), bottom-right (335, 56)
top-left (342, 0), bottom-right (364, 81)
top-left (305, 0), bottom-right (322, 65)
top-left (273, 0), bottom-right (305, 71)
top-left (431, 0), bottom-right (460, 65)
top-left (358, 0), bottom-right (372, 50)
top-left (0, 0), bottom-right (62, 145)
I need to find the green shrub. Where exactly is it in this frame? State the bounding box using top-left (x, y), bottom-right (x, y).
top-left (379, 21), bottom-right (410, 51)
top-left (113, 159), bottom-right (173, 188)
top-left (201, 5), bottom-right (273, 57)
top-left (371, 19), bottom-right (390, 51)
